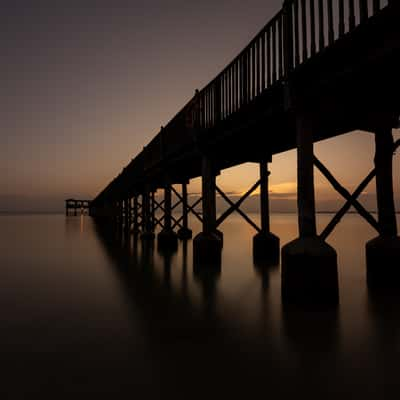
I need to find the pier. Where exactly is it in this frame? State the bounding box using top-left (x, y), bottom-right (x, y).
top-left (65, 199), bottom-right (91, 216)
top-left (89, 1), bottom-right (400, 303)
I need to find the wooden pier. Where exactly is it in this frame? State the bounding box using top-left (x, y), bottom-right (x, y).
top-left (89, 1), bottom-right (400, 303)
top-left (65, 199), bottom-right (91, 216)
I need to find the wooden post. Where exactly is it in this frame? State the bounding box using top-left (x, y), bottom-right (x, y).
top-left (202, 157), bottom-right (217, 234)
top-left (366, 126), bottom-right (400, 290)
top-left (193, 156), bottom-right (222, 267)
top-left (158, 179), bottom-right (178, 249)
top-left (133, 196), bottom-right (140, 233)
top-left (141, 186), bottom-right (154, 240)
top-left (281, 111), bottom-right (338, 304)
top-left (283, 0), bottom-right (294, 77)
top-left (375, 128), bottom-right (397, 237)
top-left (164, 184), bottom-right (172, 231)
top-left (260, 162), bottom-right (271, 233)
top-left (297, 114), bottom-right (317, 237)
top-left (253, 161), bottom-right (280, 265)
top-left (339, 0), bottom-right (345, 37)
top-left (150, 191), bottom-right (155, 231)
top-left (178, 182), bottom-right (193, 239)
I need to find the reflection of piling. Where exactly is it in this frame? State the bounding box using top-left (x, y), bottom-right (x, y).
top-left (181, 240), bottom-right (189, 298)
top-left (193, 257), bottom-right (221, 319)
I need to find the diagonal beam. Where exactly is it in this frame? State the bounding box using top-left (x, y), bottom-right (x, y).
top-left (170, 214), bottom-right (183, 229)
top-left (216, 180), bottom-right (261, 227)
top-left (171, 186), bottom-right (184, 202)
top-left (318, 168), bottom-right (378, 240)
top-left (314, 156), bottom-right (380, 235)
top-left (153, 216), bottom-right (165, 228)
top-left (153, 199), bottom-right (165, 213)
top-left (172, 215), bottom-right (184, 230)
top-left (187, 197), bottom-right (203, 223)
top-left (216, 186), bottom-right (261, 233)
top-left (171, 200), bottom-right (183, 212)
top-left (321, 139), bottom-right (400, 240)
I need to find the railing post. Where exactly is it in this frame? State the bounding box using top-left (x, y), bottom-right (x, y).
top-left (339, 0), bottom-right (345, 37)
top-left (372, 0), bottom-right (380, 14)
top-left (359, 0), bottom-right (368, 23)
top-left (283, 0), bottom-right (294, 78)
top-left (349, 0), bottom-right (356, 31)
top-left (214, 81), bottom-right (221, 123)
top-left (241, 54), bottom-right (248, 106)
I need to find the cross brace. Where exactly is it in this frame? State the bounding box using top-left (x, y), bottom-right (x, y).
top-left (314, 156), bottom-right (380, 240)
top-left (319, 139), bottom-right (400, 240)
top-left (187, 197), bottom-right (203, 223)
top-left (151, 197), bottom-right (183, 229)
top-left (216, 184), bottom-right (261, 233)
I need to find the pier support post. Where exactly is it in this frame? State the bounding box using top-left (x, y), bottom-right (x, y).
top-left (150, 191), bottom-right (156, 232)
top-left (158, 179), bottom-right (178, 249)
top-left (141, 186), bottom-right (155, 240)
top-left (281, 113), bottom-right (338, 304)
top-left (132, 195), bottom-right (140, 234)
top-left (366, 127), bottom-right (400, 290)
top-left (124, 199), bottom-right (130, 233)
top-left (178, 181), bottom-right (193, 239)
top-left (193, 157), bottom-right (222, 267)
top-left (253, 161), bottom-right (280, 265)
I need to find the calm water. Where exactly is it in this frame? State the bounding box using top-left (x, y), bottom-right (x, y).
top-left (1, 213), bottom-right (399, 399)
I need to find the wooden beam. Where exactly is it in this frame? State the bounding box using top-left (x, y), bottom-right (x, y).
top-left (216, 180), bottom-right (261, 227)
top-left (216, 186), bottom-right (261, 233)
top-left (187, 198), bottom-right (203, 223)
top-left (314, 156), bottom-right (380, 235)
top-left (319, 168), bottom-right (378, 240)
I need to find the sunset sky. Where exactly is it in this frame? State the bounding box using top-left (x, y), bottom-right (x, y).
top-left (1, 0), bottom-right (399, 212)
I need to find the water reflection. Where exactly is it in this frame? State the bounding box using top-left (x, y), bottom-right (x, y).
top-left (89, 214), bottom-right (400, 397)
top-left (3, 214), bottom-right (399, 397)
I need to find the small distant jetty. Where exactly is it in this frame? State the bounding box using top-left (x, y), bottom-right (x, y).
top-left (65, 199), bottom-right (91, 216)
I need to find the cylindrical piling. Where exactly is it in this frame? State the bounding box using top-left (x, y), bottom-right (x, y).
top-left (281, 113), bottom-right (338, 305)
top-left (193, 157), bottom-right (222, 268)
top-left (178, 182), bottom-right (193, 239)
top-left (366, 127), bottom-right (400, 290)
top-left (253, 161), bottom-right (280, 266)
top-left (158, 180), bottom-right (178, 250)
top-left (141, 186), bottom-right (155, 240)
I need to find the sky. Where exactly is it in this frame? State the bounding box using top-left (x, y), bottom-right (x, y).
top-left (1, 0), bottom-right (399, 213)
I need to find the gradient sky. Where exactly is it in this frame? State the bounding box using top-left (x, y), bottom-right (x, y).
top-left (1, 0), bottom-right (399, 212)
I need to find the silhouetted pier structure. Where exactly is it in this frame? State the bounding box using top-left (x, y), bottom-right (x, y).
top-left (89, 1), bottom-right (400, 303)
top-left (65, 199), bottom-right (91, 216)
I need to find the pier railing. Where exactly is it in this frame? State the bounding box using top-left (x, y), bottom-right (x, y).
top-left (197, 0), bottom-right (390, 130)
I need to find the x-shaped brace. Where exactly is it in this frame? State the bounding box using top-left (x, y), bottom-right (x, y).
top-left (314, 156), bottom-right (380, 240)
top-left (319, 139), bottom-right (400, 240)
top-left (216, 183), bottom-right (261, 233)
